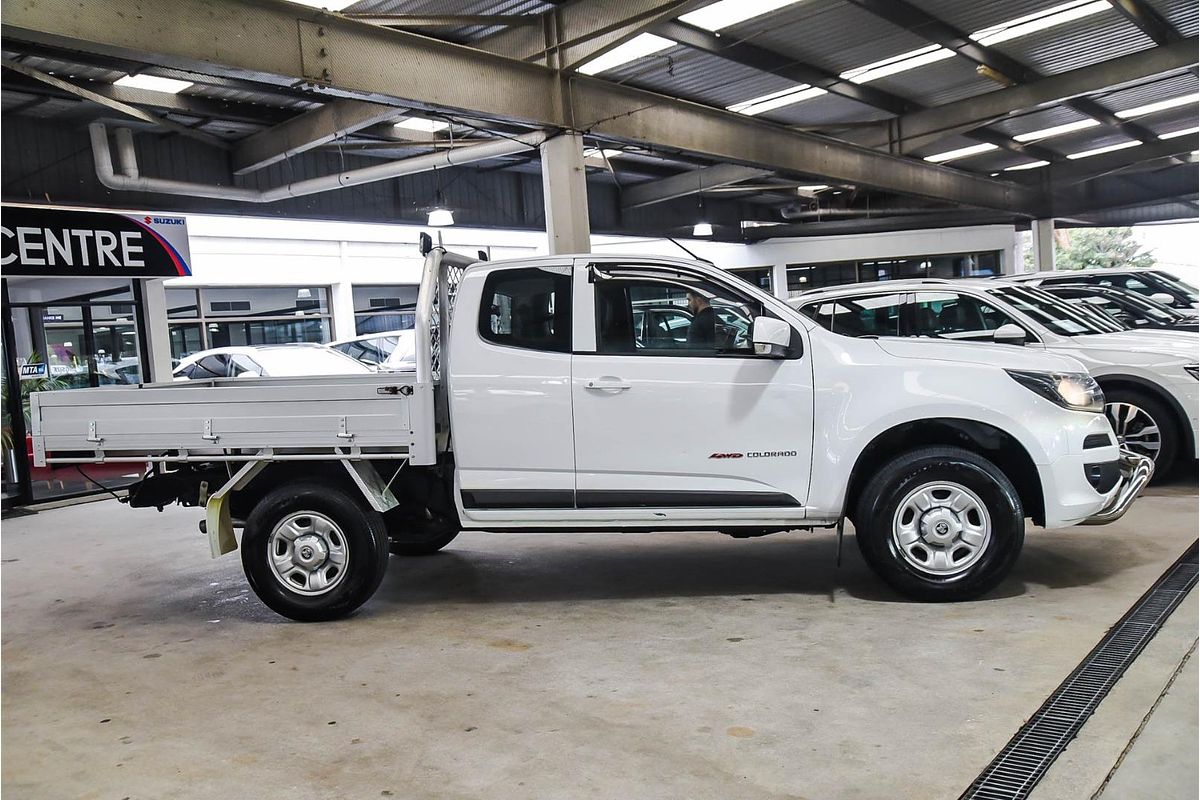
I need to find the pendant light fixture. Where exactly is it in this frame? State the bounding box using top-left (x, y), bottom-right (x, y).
top-left (692, 169), bottom-right (712, 237)
top-left (427, 165), bottom-right (455, 227)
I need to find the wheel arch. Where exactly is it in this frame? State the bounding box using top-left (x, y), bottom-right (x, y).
top-left (844, 418), bottom-right (1045, 526)
top-left (1094, 373), bottom-right (1194, 460)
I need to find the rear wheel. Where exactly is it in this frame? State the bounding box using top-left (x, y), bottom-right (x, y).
top-left (853, 446), bottom-right (1024, 601)
top-left (1104, 389), bottom-right (1178, 482)
top-left (241, 482), bottom-right (389, 621)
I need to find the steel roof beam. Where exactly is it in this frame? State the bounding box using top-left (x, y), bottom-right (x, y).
top-left (1013, 133), bottom-right (1199, 186)
top-left (0, 0), bottom-right (1044, 213)
top-left (1105, 0), bottom-right (1184, 44)
top-left (656, 19), bottom-right (1060, 163)
top-left (621, 164), bottom-right (772, 208)
top-left (850, 39), bottom-right (1198, 153)
top-left (232, 97), bottom-right (401, 174)
top-left (1, 58), bottom-right (231, 148)
top-left (1052, 163), bottom-right (1198, 214)
top-left (845, 0), bottom-right (1163, 145)
top-left (475, 0), bottom-right (705, 71)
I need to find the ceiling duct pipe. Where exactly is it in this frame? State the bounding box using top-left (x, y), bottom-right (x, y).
top-left (779, 204), bottom-right (955, 220)
top-left (89, 122), bottom-right (547, 203)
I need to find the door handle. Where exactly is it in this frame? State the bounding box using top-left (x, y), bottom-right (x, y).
top-left (585, 377), bottom-right (631, 391)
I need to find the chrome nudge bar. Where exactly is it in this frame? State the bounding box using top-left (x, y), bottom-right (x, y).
top-left (1081, 449), bottom-right (1155, 526)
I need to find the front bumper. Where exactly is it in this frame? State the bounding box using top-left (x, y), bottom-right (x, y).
top-left (1080, 449), bottom-right (1155, 526)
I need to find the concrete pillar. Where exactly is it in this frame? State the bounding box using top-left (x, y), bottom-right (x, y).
top-left (540, 133), bottom-right (591, 254)
top-left (1032, 218), bottom-right (1056, 272)
top-left (330, 242), bottom-right (358, 340)
top-left (771, 262), bottom-right (789, 300)
top-left (140, 279), bottom-right (174, 383)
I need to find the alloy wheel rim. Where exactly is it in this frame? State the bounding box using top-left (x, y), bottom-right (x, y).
top-left (1105, 402), bottom-right (1161, 462)
top-left (266, 511), bottom-right (349, 596)
top-left (891, 481), bottom-right (992, 577)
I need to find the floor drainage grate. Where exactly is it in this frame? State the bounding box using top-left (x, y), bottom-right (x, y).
top-left (961, 540), bottom-right (1199, 800)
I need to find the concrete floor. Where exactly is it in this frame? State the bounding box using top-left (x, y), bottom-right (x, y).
top-left (2, 486), bottom-right (1196, 800)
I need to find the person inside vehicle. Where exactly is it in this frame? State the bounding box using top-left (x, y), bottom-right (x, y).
top-left (686, 288), bottom-right (717, 348)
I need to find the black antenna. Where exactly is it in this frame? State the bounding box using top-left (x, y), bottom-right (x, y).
top-left (665, 236), bottom-right (713, 264)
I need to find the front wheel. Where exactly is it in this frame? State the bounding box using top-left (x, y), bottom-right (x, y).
top-left (1104, 389), bottom-right (1179, 482)
top-left (241, 482), bottom-right (390, 621)
top-left (853, 446), bottom-right (1024, 602)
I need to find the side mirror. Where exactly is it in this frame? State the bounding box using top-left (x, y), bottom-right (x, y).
top-left (1150, 292), bottom-right (1175, 306)
top-left (993, 323), bottom-right (1027, 346)
top-left (752, 317), bottom-right (791, 358)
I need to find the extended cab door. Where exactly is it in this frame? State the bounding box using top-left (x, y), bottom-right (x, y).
top-left (570, 259), bottom-right (814, 521)
top-left (447, 261), bottom-right (576, 522)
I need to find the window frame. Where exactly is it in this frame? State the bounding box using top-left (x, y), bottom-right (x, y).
top-left (476, 266), bottom-right (573, 354)
top-left (586, 263), bottom-right (801, 360)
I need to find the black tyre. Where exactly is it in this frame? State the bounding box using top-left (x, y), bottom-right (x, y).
top-left (241, 482), bottom-right (389, 622)
top-left (853, 446), bottom-right (1024, 602)
top-left (1104, 388), bottom-right (1179, 482)
top-left (387, 523), bottom-right (460, 557)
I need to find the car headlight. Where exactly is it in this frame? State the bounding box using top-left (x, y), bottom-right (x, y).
top-left (1006, 370), bottom-right (1105, 413)
top-left (1185, 364), bottom-right (1198, 380)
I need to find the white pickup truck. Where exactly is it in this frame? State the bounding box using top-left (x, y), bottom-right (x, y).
top-left (30, 245), bottom-right (1153, 621)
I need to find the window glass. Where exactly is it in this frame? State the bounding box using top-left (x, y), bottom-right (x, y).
top-left (910, 292), bottom-right (1018, 341)
top-left (229, 354), bottom-right (263, 376)
top-left (479, 267), bottom-right (572, 353)
top-left (801, 294), bottom-right (902, 338)
top-left (167, 289), bottom-right (200, 318)
top-left (729, 267), bottom-right (772, 292)
top-left (201, 287), bottom-right (328, 317)
top-left (992, 286), bottom-right (1119, 336)
top-left (335, 336), bottom-right (398, 365)
top-left (596, 270), bottom-right (761, 355)
top-left (191, 355), bottom-right (229, 379)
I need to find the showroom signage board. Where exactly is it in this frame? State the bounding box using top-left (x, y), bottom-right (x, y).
top-left (19, 363), bottom-right (48, 380)
top-left (1, 205), bottom-right (192, 278)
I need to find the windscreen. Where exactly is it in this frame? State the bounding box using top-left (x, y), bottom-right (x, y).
top-left (991, 285), bottom-right (1123, 336)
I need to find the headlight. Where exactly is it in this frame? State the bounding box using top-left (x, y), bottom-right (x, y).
top-left (1006, 370), bottom-right (1105, 413)
top-left (1185, 364), bottom-right (1198, 380)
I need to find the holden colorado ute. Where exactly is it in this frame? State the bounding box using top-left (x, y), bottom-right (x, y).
top-left (29, 244), bottom-right (1153, 621)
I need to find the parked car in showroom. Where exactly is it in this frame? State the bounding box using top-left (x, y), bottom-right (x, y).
top-left (173, 344), bottom-right (372, 380)
top-left (1008, 268), bottom-right (1200, 319)
top-left (30, 247), bottom-right (1152, 620)
top-left (1040, 284), bottom-right (1199, 332)
top-left (790, 279), bottom-right (1198, 479)
top-left (330, 330), bottom-right (417, 371)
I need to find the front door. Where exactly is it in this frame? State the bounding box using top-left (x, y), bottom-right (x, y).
top-left (570, 261), bottom-right (813, 523)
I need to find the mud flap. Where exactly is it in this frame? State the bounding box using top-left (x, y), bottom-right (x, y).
top-left (204, 459), bottom-right (268, 558)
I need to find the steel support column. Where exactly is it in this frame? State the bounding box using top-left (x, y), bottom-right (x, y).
top-left (540, 133), bottom-right (591, 254)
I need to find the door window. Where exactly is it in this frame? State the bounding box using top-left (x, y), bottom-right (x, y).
top-left (479, 267), bottom-right (572, 353)
top-left (594, 271), bottom-right (761, 356)
top-left (910, 292), bottom-right (1019, 340)
top-left (801, 294), bottom-right (902, 337)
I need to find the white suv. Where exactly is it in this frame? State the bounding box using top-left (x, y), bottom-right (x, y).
top-left (1008, 268), bottom-right (1200, 319)
top-left (790, 279), bottom-right (1199, 478)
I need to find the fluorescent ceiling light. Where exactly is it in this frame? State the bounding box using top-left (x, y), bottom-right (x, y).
top-left (972, 0), bottom-right (1110, 46)
top-left (1013, 119), bottom-right (1100, 142)
top-left (395, 118), bottom-right (449, 133)
top-left (1115, 93), bottom-right (1199, 119)
top-left (577, 33), bottom-right (674, 76)
top-left (727, 84), bottom-right (827, 115)
top-left (679, 0), bottom-right (802, 32)
top-left (583, 148), bottom-right (623, 159)
top-left (840, 44), bottom-right (955, 85)
top-left (1159, 126), bottom-right (1200, 140)
top-left (1066, 140), bottom-right (1141, 159)
top-left (113, 74), bottom-right (193, 94)
top-left (923, 142), bottom-right (1000, 163)
top-left (287, 0), bottom-right (358, 9)
top-left (1004, 160), bottom-right (1050, 171)
top-left (795, 184), bottom-right (829, 191)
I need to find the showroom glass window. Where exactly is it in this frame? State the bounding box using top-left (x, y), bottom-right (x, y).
top-left (593, 269), bottom-right (762, 356)
top-left (352, 284), bottom-right (419, 335)
top-left (909, 291), bottom-right (1021, 341)
top-left (786, 251), bottom-right (1001, 298)
top-left (4, 278), bottom-right (146, 500)
top-left (801, 294), bottom-right (903, 338)
top-left (728, 266), bottom-right (772, 293)
top-left (479, 267), bottom-right (571, 353)
top-left (165, 287), bottom-right (332, 360)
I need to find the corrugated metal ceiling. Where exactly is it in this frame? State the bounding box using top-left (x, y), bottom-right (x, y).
top-left (992, 11), bottom-right (1156, 75)
top-left (1096, 73), bottom-right (1199, 115)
